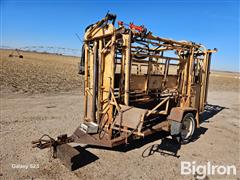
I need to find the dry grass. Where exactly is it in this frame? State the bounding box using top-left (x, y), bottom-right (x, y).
top-left (209, 71), bottom-right (240, 92)
top-left (0, 49), bottom-right (83, 94)
top-left (1, 49), bottom-right (239, 94)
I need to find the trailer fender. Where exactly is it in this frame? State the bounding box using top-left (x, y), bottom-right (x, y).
top-left (167, 107), bottom-right (197, 135)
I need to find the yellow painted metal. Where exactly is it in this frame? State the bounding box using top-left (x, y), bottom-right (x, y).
top-left (80, 14), bottom-right (217, 142)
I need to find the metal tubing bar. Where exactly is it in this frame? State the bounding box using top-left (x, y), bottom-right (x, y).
top-left (97, 39), bottom-right (103, 123)
top-left (84, 44), bottom-right (89, 118)
top-left (186, 47), bottom-right (195, 106)
top-left (131, 53), bottom-right (185, 61)
top-left (131, 45), bottom-right (188, 51)
top-left (124, 31), bottom-right (131, 106)
top-left (146, 97), bottom-right (170, 117)
top-left (91, 41), bottom-right (97, 122)
top-left (204, 52), bottom-right (212, 104)
top-left (145, 34), bottom-right (201, 48)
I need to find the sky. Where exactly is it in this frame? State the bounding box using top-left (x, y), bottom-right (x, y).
top-left (1, 0), bottom-right (239, 72)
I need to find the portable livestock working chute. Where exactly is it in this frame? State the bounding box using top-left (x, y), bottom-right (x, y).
top-left (32, 13), bottom-right (217, 170)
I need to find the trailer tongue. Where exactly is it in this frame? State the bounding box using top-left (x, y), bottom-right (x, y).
top-left (32, 13), bottom-right (217, 170)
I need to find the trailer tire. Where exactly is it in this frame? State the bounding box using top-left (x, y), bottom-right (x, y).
top-left (172, 113), bottom-right (196, 144)
top-left (180, 113), bottom-right (196, 144)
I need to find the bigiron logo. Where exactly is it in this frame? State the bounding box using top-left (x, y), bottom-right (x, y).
top-left (181, 161), bottom-right (237, 179)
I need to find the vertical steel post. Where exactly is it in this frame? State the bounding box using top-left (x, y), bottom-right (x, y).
top-left (91, 41), bottom-right (97, 122)
top-left (186, 47), bottom-right (195, 107)
top-left (120, 41), bottom-right (126, 103)
top-left (181, 56), bottom-right (190, 107)
top-left (204, 52), bottom-right (212, 104)
top-left (97, 39), bottom-right (103, 123)
top-left (124, 31), bottom-right (131, 106)
top-left (84, 43), bottom-right (88, 119)
top-left (199, 50), bottom-right (208, 112)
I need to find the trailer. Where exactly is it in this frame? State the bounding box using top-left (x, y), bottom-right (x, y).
top-left (32, 13), bottom-right (217, 170)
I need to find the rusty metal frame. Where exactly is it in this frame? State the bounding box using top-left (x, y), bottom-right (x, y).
top-left (77, 13), bottom-right (217, 148)
top-left (33, 14), bottom-right (217, 162)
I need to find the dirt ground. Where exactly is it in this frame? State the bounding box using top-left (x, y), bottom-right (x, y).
top-left (0, 50), bottom-right (240, 180)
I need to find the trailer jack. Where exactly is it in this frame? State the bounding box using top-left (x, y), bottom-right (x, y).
top-left (32, 134), bottom-right (83, 170)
